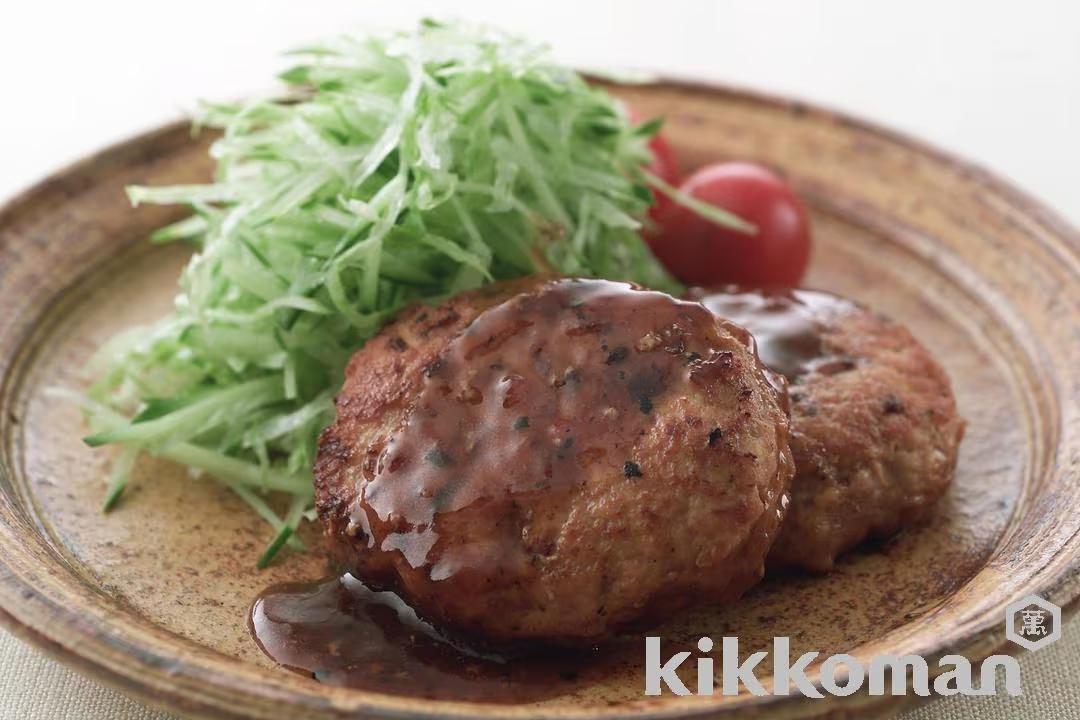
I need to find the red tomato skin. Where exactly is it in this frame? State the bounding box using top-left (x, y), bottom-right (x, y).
top-left (645, 132), bottom-right (680, 220)
top-left (627, 107), bottom-right (681, 219)
top-left (648, 162), bottom-right (811, 287)
top-left (645, 131), bottom-right (679, 185)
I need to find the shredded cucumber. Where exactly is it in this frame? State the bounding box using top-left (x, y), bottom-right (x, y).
top-left (85, 20), bottom-right (739, 565)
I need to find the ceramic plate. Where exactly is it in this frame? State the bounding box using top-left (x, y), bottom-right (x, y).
top-left (0, 81), bottom-right (1078, 719)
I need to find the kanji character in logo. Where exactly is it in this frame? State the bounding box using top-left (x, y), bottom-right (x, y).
top-left (1019, 609), bottom-right (1047, 637)
top-left (1005, 594), bottom-right (1061, 651)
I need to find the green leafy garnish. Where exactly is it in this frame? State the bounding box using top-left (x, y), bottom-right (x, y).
top-left (84, 20), bottom-right (744, 565)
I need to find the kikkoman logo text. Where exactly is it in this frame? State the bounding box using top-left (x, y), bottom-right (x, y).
top-left (644, 594), bottom-right (1060, 698)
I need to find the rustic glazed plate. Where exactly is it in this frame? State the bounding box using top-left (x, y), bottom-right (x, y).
top-left (0, 81), bottom-right (1078, 720)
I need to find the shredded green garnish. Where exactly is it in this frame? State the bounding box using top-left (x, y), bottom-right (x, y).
top-left (85, 20), bottom-right (745, 565)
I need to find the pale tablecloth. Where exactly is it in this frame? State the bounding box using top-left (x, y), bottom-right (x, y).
top-left (1, 619), bottom-right (1076, 719)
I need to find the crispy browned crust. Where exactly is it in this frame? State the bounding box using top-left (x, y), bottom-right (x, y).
top-left (767, 304), bottom-right (965, 572)
top-left (313, 277), bottom-right (545, 548)
top-left (314, 278), bottom-right (793, 644)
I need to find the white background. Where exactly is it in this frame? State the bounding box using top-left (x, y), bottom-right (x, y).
top-left (1, 0), bottom-right (1077, 225)
top-left (0, 2), bottom-right (1078, 719)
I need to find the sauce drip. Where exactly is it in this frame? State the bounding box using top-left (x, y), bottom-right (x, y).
top-left (689, 287), bottom-right (855, 379)
top-left (250, 575), bottom-right (629, 703)
top-left (355, 279), bottom-right (739, 582)
top-left (251, 281), bottom-right (789, 697)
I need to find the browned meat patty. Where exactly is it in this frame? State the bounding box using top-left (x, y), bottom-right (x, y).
top-left (315, 277), bottom-right (794, 644)
top-left (689, 287), bottom-right (964, 572)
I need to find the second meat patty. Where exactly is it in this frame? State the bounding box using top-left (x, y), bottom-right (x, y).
top-left (690, 287), bottom-right (964, 572)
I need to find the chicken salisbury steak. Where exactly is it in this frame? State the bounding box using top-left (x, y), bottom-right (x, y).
top-left (315, 278), bottom-right (793, 644)
top-left (690, 288), bottom-right (964, 572)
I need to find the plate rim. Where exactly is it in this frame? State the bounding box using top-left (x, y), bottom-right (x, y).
top-left (0, 76), bottom-right (1078, 720)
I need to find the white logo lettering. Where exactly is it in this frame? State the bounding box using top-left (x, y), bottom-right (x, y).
top-left (773, 636), bottom-right (822, 698)
top-left (721, 637), bottom-right (767, 696)
top-left (644, 637), bottom-right (690, 696)
top-left (644, 635), bottom-right (1027, 699)
top-left (868, 654), bottom-right (931, 696)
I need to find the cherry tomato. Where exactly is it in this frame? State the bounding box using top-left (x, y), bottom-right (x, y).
top-left (628, 109), bottom-right (680, 220)
top-left (644, 131), bottom-right (679, 188)
top-left (648, 162), bottom-right (811, 287)
top-left (644, 132), bottom-right (679, 220)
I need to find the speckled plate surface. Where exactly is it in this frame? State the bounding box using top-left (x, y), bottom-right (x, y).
top-left (0, 81), bottom-right (1078, 719)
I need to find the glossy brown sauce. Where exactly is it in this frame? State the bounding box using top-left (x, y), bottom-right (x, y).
top-left (354, 279), bottom-right (757, 583)
top-left (252, 280), bottom-right (786, 698)
top-left (250, 574), bottom-right (642, 702)
top-left (688, 287), bottom-right (856, 380)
